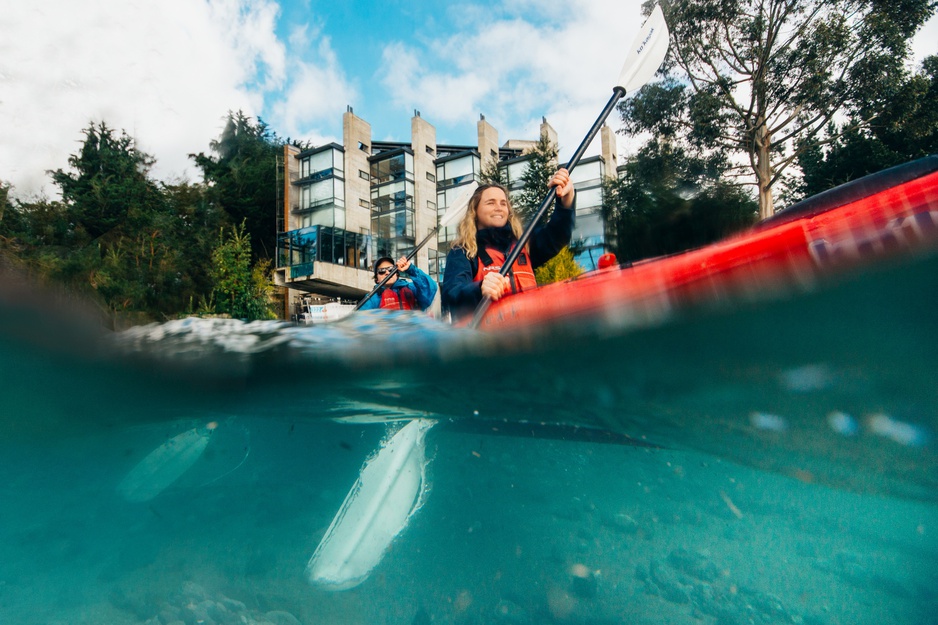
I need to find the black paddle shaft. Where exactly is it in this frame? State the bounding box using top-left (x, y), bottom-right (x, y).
top-left (468, 86), bottom-right (627, 328)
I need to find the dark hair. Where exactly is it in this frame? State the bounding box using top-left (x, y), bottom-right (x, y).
top-left (373, 256), bottom-right (395, 278)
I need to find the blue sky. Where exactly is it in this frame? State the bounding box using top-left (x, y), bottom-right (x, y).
top-left (2, 0), bottom-right (936, 198)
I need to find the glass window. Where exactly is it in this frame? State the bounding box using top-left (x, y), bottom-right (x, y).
top-left (428, 247), bottom-right (444, 282)
top-left (571, 161), bottom-right (603, 185)
top-left (371, 153), bottom-right (414, 185)
top-left (439, 155), bottom-right (479, 187)
top-left (443, 156), bottom-right (473, 180)
top-left (306, 178), bottom-right (335, 207)
top-left (298, 148), bottom-right (343, 180)
top-left (504, 160), bottom-right (529, 186)
top-left (575, 186), bottom-right (603, 210)
top-left (371, 181), bottom-right (414, 214)
top-left (308, 150), bottom-right (333, 175)
top-left (573, 212), bottom-right (605, 239)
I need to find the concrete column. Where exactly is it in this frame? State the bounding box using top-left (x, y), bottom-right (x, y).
top-left (601, 125), bottom-right (618, 179)
top-left (343, 109), bottom-right (373, 235)
top-left (411, 112), bottom-right (438, 271)
top-left (477, 114), bottom-right (500, 172)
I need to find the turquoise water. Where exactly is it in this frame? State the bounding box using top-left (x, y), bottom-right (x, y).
top-left (1, 253), bottom-right (937, 624)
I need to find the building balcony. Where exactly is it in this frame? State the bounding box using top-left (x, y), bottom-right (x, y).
top-left (275, 225), bottom-right (390, 299)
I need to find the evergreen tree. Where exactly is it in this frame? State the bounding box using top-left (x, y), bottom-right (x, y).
top-left (508, 135), bottom-right (585, 284)
top-left (514, 134), bottom-right (559, 224)
top-left (191, 111), bottom-right (283, 261)
top-left (8, 123), bottom-right (222, 320)
top-left (479, 156), bottom-right (506, 185)
top-left (50, 122), bottom-right (163, 240)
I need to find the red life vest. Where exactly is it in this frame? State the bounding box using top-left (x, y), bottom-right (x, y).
top-left (378, 285), bottom-right (417, 310)
top-left (473, 244), bottom-right (538, 294)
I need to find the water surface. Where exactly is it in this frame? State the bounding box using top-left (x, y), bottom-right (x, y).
top-left (1, 253), bottom-right (936, 624)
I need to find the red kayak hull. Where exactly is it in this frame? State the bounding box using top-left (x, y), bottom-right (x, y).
top-left (474, 157), bottom-right (938, 332)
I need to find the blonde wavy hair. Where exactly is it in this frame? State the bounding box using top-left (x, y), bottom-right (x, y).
top-left (451, 183), bottom-right (524, 259)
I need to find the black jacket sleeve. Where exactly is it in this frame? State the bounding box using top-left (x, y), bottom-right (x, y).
top-left (528, 195), bottom-right (576, 268)
top-left (441, 246), bottom-right (482, 320)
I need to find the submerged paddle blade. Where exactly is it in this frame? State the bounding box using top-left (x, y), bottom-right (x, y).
top-left (307, 418), bottom-right (435, 590)
top-left (616, 4), bottom-right (669, 93)
top-left (117, 425), bottom-right (212, 502)
top-left (438, 181), bottom-right (479, 229)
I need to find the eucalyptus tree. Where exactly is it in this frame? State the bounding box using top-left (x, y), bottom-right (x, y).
top-left (797, 55), bottom-right (938, 196)
top-left (624, 0), bottom-right (935, 218)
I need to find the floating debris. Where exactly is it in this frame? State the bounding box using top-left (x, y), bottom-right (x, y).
top-left (750, 411), bottom-right (788, 432)
top-left (779, 363), bottom-right (833, 392)
top-left (827, 411), bottom-right (859, 436)
top-left (867, 413), bottom-right (930, 447)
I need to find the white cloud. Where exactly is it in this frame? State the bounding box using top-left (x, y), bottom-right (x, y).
top-left (269, 25), bottom-right (357, 143)
top-left (378, 1), bottom-right (938, 162)
top-left (0, 0), bottom-right (286, 198)
top-left (377, 0), bottom-right (646, 158)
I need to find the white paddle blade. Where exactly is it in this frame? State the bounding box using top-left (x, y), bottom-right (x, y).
top-left (616, 4), bottom-right (670, 93)
top-left (438, 181), bottom-right (479, 229)
top-left (307, 418), bottom-right (435, 590)
top-left (117, 426), bottom-right (212, 502)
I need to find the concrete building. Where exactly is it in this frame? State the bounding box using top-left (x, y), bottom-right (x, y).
top-left (274, 108), bottom-right (619, 320)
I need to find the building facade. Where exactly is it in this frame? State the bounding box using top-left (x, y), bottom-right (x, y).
top-left (274, 108), bottom-right (619, 320)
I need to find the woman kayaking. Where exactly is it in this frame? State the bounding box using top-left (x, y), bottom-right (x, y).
top-left (441, 168), bottom-right (576, 320)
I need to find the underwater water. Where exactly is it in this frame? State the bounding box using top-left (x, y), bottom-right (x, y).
top-left (1, 253), bottom-right (937, 625)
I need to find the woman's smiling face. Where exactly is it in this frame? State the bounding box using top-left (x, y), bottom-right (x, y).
top-left (475, 186), bottom-right (510, 229)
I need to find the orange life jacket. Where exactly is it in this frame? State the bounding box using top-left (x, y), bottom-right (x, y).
top-left (378, 285), bottom-right (417, 310)
top-left (473, 244), bottom-right (538, 294)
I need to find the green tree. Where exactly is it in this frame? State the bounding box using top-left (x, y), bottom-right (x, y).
top-left (796, 55), bottom-right (938, 197)
top-left (51, 122), bottom-right (163, 240)
top-left (535, 247), bottom-right (583, 284)
top-left (5, 123), bottom-right (224, 321)
top-left (210, 221), bottom-right (275, 320)
top-left (623, 0), bottom-right (935, 218)
top-left (479, 156), bottom-right (506, 185)
top-left (191, 111), bottom-right (284, 261)
top-left (603, 140), bottom-right (757, 262)
top-left (514, 134), bottom-right (559, 223)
